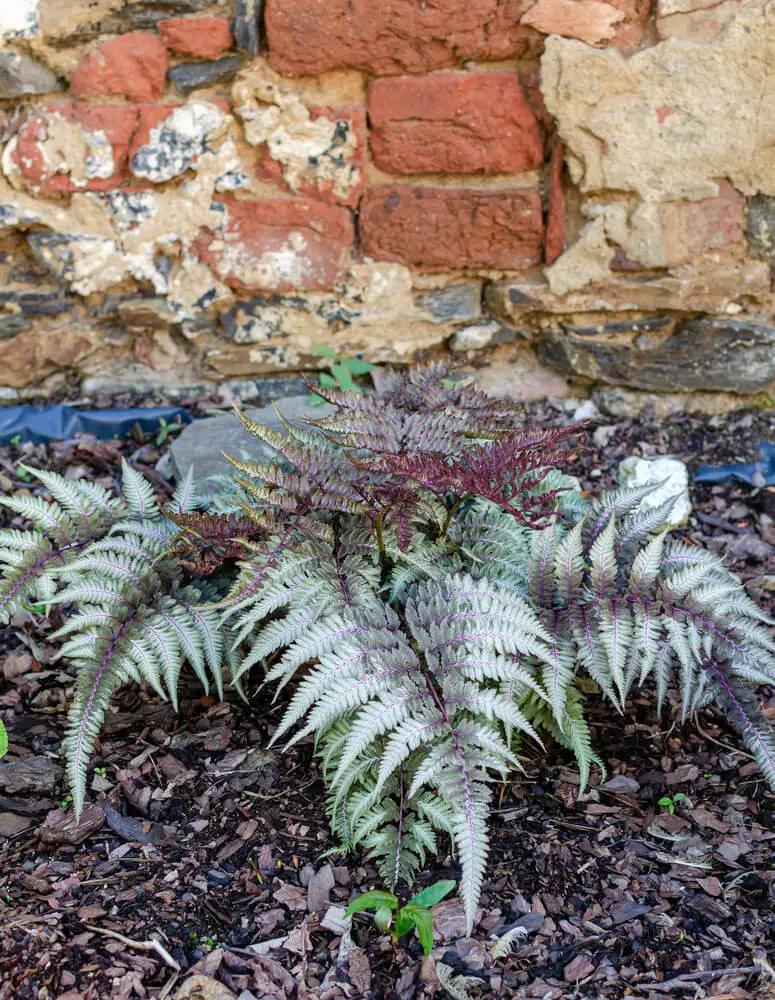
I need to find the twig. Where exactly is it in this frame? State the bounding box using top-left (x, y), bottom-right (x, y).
top-left (634, 965), bottom-right (759, 992)
top-left (85, 925), bottom-right (181, 971)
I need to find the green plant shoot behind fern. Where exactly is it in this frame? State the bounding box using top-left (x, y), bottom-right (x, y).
top-left (1, 362), bottom-right (773, 935)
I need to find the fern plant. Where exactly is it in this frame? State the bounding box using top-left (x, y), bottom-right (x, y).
top-left (1, 362), bottom-right (773, 936)
top-left (0, 464), bottom-right (256, 814)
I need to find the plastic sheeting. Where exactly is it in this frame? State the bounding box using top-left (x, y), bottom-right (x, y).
top-left (0, 404), bottom-right (191, 445)
top-left (695, 441), bottom-right (775, 486)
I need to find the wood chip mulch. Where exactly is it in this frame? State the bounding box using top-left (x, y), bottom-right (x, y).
top-left (0, 398), bottom-right (774, 1000)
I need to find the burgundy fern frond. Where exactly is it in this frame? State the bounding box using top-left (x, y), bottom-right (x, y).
top-left (360, 428), bottom-right (580, 527)
top-left (164, 509), bottom-right (263, 575)
top-left (306, 362), bottom-right (529, 457)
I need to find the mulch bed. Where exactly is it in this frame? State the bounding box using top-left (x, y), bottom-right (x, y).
top-left (0, 397), bottom-right (774, 1000)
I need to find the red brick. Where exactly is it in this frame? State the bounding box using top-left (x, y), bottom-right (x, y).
top-left (661, 180), bottom-right (745, 266)
top-left (359, 185), bottom-right (543, 271)
top-left (194, 197), bottom-right (354, 291)
top-left (545, 142), bottom-right (566, 265)
top-left (71, 31), bottom-right (168, 102)
top-left (9, 102), bottom-right (140, 194)
top-left (158, 17), bottom-right (234, 59)
top-left (255, 107), bottom-right (367, 207)
top-left (265, 0), bottom-right (541, 76)
top-left (520, 0), bottom-right (649, 52)
top-left (369, 73), bottom-right (543, 176)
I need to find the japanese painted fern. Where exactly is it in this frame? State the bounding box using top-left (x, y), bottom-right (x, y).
top-left (0, 464), bottom-right (250, 814)
top-left (1, 363), bottom-right (773, 935)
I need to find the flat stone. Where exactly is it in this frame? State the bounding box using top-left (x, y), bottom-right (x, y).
top-left (168, 56), bottom-right (244, 95)
top-left (417, 283), bottom-right (483, 324)
top-left (169, 394), bottom-right (335, 486)
top-left (618, 456), bottom-right (692, 526)
top-left (541, 316), bottom-right (775, 394)
top-left (0, 51), bottom-right (61, 97)
top-left (234, 0), bottom-right (261, 56)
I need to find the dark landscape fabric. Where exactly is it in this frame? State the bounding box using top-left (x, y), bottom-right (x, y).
top-left (0, 405), bottom-right (191, 444)
top-left (695, 441), bottom-right (775, 486)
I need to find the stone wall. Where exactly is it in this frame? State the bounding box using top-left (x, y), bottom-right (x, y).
top-left (1, 0), bottom-right (774, 408)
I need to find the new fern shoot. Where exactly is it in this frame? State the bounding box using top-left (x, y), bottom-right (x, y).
top-left (1, 363), bottom-right (773, 935)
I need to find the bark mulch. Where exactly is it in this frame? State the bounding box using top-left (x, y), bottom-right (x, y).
top-left (0, 399), bottom-right (774, 1000)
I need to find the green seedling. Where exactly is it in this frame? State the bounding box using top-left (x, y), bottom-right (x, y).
top-left (16, 464), bottom-right (32, 483)
top-left (344, 879), bottom-right (456, 955)
top-left (0, 719), bottom-right (7, 759)
top-left (309, 345), bottom-right (374, 406)
top-left (156, 417), bottom-right (185, 447)
top-left (60, 794), bottom-right (73, 809)
top-left (9, 435), bottom-right (21, 446)
top-left (657, 792), bottom-right (687, 815)
top-left (94, 766), bottom-right (107, 778)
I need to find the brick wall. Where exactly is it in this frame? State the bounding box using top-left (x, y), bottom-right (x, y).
top-left (0, 0), bottom-right (773, 410)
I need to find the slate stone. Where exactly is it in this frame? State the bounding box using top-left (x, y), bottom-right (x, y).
top-left (234, 0), bottom-right (262, 56)
top-left (169, 394), bottom-right (335, 486)
top-left (0, 52), bottom-right (63, 97)
top-left (417, 282), bottom-right (483, 323)
top-left (168, 55), bottom-right (244, 95)
top-left (0, 315), bottom-right (30, 339)
top-left (539, 317), bottom-right (775, 394)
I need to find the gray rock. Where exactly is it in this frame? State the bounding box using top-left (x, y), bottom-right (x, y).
top-left (0, 51), bottom-right (62, 97)
top-left (540, 317), bottom-right (775, 394)
top-left (234, 0), bottom-right (262, 56)
top-left (169, 394), bottom-right (335, 485)
top-left (418, 282), bottom-right (482, 324)
top-left (747, 194), bottom-right (775, 260)
top-left (168, 55), bottom-right (244, 95)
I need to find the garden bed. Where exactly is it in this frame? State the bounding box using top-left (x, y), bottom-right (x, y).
top-left (1, 395), bottom-right (774, 1000)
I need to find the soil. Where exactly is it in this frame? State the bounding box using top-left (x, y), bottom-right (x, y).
top-left (0, 395), bottom-right (774, 1000)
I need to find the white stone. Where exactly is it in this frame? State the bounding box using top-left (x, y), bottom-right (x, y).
top-left (449, 321), bottom-right (500, 352)
top-left (0, 0), bottom-right (39, 40)
top-left (617, 456), bottom-right (692, 526)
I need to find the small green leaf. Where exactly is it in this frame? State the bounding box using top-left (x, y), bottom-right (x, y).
top-left (308, 393), bottom-right (327, 406)
top-left (319, 373), bottom-right (338, 388)
top-left (344, 890), bottom-right (398, 920)
top-left (0, 719), bottom-right (7, 759)
top-left (672, 792), bottom-right (686, 803)
top-left (311, 344), bottom-right (338, 359)
top-left (340, 357), bottom-right (374, 375)
top-left (399, 905), bottom-right (435, 955)
top-left (408, 879), bottom-right (456, 909)
top-left (330, 363), bottom-right (357, 391)
top-left (373, 904), bottom-right (393, 933)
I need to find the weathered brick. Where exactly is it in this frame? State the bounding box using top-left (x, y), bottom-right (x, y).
top-left (359, 185), bottom-right (543, 270)
top-left (194, 197), bottom-right (354, 291)
top-left (659, 180), bottom-right (745, 266)
top-left (545, 142), bottom-right (566, 264)
top-left (71, 31), bottom-right (168, 102)
top-left (255, 106), bottom-right (367, 207)
top-left (8, 102), bottom-right (139, 194)
top-left (368, 73), bottom-right (543, 176)
top-left (521, 0), bottom-right (649, 51)
top-left (265, 0), bottom-right (541, 76)
top-left (158, 17), bottom-right (234, 59)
